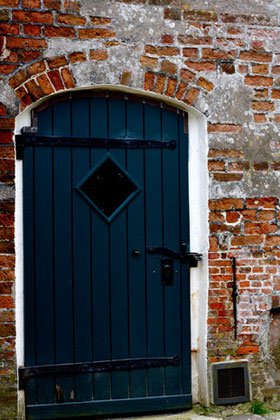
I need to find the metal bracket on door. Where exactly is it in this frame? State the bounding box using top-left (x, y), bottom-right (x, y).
top-left (147, 240), bottom-right (202, 267)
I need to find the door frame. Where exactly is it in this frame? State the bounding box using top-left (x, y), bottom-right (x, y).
top-left (15, 86), bottom-right (209, 418)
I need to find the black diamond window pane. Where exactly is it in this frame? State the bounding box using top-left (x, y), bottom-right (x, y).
top-left (80, 159), bottom-right (138, 217)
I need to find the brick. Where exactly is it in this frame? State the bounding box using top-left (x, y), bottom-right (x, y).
top-left (254, 161), bottom-right (269, 171)
top-left (22, 0), bottom-right (40, 7)
top-left (182, 48), bottom-right (198, 58)
top-left (140, 55), bottom-right (158, 69)
top-left (0, 0), bottom-right (18, 5)
top-left (161, 60), bottom-right (177, 74)
top-left (0, 23), bottom-right (19, 35)
top-left (202, 48), bottom-right (235, 60)
top-left (0, 270), bottom-right (14, 281)
top-left (183, 9), bottom-right (218, 22)
top-left (265, 236), bottom-right (280, 246)
top-left (0, 106), bottom-right (7, 117)
top-left (165, 78), bottom-right (177, 97)
top-left (0, 160), bottom-right (14, 173)
top-left (155, 74), bottom-right (166, 94)
top-left (36, 74), bottom-right (54, 95)
top-left (64, 1), bottom-right (80, 13)
top-left (208, 160), bottom-right (225, 171)
top-left (254, 114), bottom-right (266, 123)
top-left (227, 26), bottom-right (243, 35)
top-left (214, 172), bottom-right (243, 182)
top-left (226, 211), bottom-right (239, 223)
top-left (209, 212), bottom-right (225, 222)
top-left (0, 296), bottom-right (14, 309)
top-left (0, 241), bottom-right (14, 253)
top-left (221, 63), bottom-right (235, 74)
top-left (245, 76), bottom-right (273, 86)
top-left (209, 237), bottom-right (218, 252)
top-left (43, 0), bottom-right (61, 9)
top-left (68, 51), bottom-right (86, 63)
top-left (0, 256), bottom-right (14, 268)
top-left (0, 311), bottom-right (14, 323)
top-left (272, 66), bottom-right (280, 74)
top-left (164, 7), bottom-right (181, 20)
top-left (26, 80), bottom-right (43, 100)
top-left (0, 119), bottom-right (15, 130)
top-left (0, 227), bottom-right (14, 241)
top-left (252, 64), bottom-right (268, 74)
top-left (90, 16), bottom-right (111, 25)
top-left (47, 56), bottom-right (67, 69)
top-left (197, 77), bottom-right (213, 91)
top-left (78, 28), bottom-right (115, 39)
top-left (57, 13), bottom-right (86, 25)
top-left (180, 68), bottom-right (195, 82)
top-left (144, 72), bottom-right (154, 91)
top-left (239, 51), bottom-right (272, 62)
top-left (0, 134), bottom-right (14, 145)
top-left (272, 161), bottom-right (280, 170)
top-left (12, 10), bottom-right (52, 24)
top-left (176, 81), bottom-right (187, 100)
top-left (208, 149), bottom-right (244, 158)
top-left (178, 35), bottom-right (212, 45)
top-left (208, 123), bottom-right (242, 133)
top-left (6, 37), bottom-right (47, 49)
top-left (231, 235), bottom-right (263, 246)
top-left (271, 90), bottom-right (280, 99)
top-left (228, 161), bottom-right (250, 171)
top-left (161, 34), bottom-right (174, 44)
top-left (209, 199), bottom-right (243, 210)
top-left (0, 65), bottom-right (18, 74)
top-left (237, 346), bottom-right (259, 355)
top-left (61, 67), bottom-right (75, 88)
top-left (145, 45), bottom-right (179, 56)
top-left (20, 50), bottom-right (41, 62)
top-left (184, 87), bottom-right (199, 106)
top-left (23, 25), bottom-right (41, 36)
top-left (244, 222), bottom-right (277, 234)
top-left (239, 64), bottom-right (248, 73)
top-left (48, 70), bottom-right (64, 90)
top-left (271, 115), bottom-right (280, 123)
top-left (27, 61), bottom-right (46, 76)
top-left (9, 70), bottom-right (28, 89)
top-left (0, 324), bottom-right (15, 337)
top-left (45, 26), bottom-right (75, 37)
top-left (252, 101), bottom-right (274, 111)
top-left (258, 210), bottom-right (275, 221)
top-left (186, 61), bottom-right (216, 71)
top-left (89, 49), bottom-right (108, 61)
top-left (120, 70), bottom-right (131, 86)
top-left (246, 197), bottom-right (277, 209)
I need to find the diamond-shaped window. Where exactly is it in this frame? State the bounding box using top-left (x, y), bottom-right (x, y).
top-left (76, 156), bottom-right (141, 222)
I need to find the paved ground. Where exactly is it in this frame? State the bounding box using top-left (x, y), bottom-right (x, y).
top-left (114, 411), bottom-right (280, 420)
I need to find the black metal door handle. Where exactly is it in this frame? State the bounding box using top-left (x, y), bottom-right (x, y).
top-left (147, 240), bottom-right (202, 267)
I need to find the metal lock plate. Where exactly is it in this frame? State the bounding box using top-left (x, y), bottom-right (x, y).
top-left (161, 257), bottom-right (174, 286)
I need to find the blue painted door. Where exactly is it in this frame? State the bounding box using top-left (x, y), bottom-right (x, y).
top-left (23, 94), bottom-right (191, 419)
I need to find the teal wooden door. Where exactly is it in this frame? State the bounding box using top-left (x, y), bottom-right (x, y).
top-left (21, 93), bottom-right (191, 419)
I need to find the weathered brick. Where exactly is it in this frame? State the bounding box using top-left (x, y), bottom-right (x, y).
top-left (90, 16), bottom-right (111, 25)
top-left (0, 119), bottom-right (15, 130)
top-left (22, 0), bottom-right (40, 8)
top-left (221, 63), bottom-right (235, 74)
top-left (239, 51), bottom-right (272, 62)
top-left (186, 61), bottom-right (216, 71)
top-left (253, 161), bottom-right (269, 171)
top-left (246, 197), bottom-right (277, 209)
top-left (175, 81), bottom-right (187, 100)
top-left (208, 149), bottom-right (244, 158)
top-left (180, 68), bottom-right (195, 82)
top-left (183, 9), bottom-right (218, 22)
top-left (252, 101), bottom-right (274, 111)
top-left (252, 64), bottom-right (268, 74)
top-left (209, 199), bottom-right (244, 210)
top-left (43, 0), bottom-right (61, 9)
top-left (0, 0), bottom-right (18, 6)
top-left (23, 24), bottom-right (41, 36)
top-left (120, 70), bottom-right (131, 86)
top-left (0, 23), bottom-right (19, 35)
top-left (144, 72), bottom-right (154, 91)
top-left (145, 45), bottom-right (179, 56)
top-left (45, 26), bottom-right (75, 37)
top-left (25, 80), bottom-right (43, 100)
top-left (47, 56), bottom-right (67, 69)
top-left (6, 37), bottom-right (47, 49)
top-left (178, 35), bottom-right (212, 45)
top-left (208, 123), bottom-right (242, 133)
top-left (165, 78), bottom-right (177, 97)
top-left (231, 235), bottom-right (263, 246)
top-left (0, 65), bottom-right (18, 74)
top-left (89, 49), bottom-right (108, 61)
top-left (245, 76), bottom-right (273, 86)
top-left (68, 51), bottom-right (86, 63)
top-left (155, 74), bottom-right (166, 94)
top-left (161, 34), bottom-right (174, 44)
top-left (197, 77), bottom-right (213, 91)
top-left (265, 236), bottom-right (280, 246)
top-left (208, 160), bottom-right (226, 171)
top-left (36, 74), bottom-right (54, 95)
top-left (61, 67), bottom-right (75, 88)
top-left (254, 114), bottom-right (266, 123)
top-left (48, 70), bottom-right (64, 90)
top-left (202, 48), bottom-right (235, 60)
top-left (20, 50), bottom-right (41, 62)
top-left (27, 61), bottom-right (46, 76)
top-left (161, 60), bottom-right (177, 74)
top-left (9, 70), bottom-right (28, 89)
top-left (0, 324), bottom-right (15, 337)
top-left (214, 173), bottom-right (243, 182)
top-left (64, 0), bottom-right (80, 13)
top-left (184, 87), bottom-right (199, 105)
top-left (244, 222), bottom-right (277, 234)
top-left (0, 256), bottom-right (15, 268)
top-left (0, 296), bottom-right (14, 309)
top-left (12, 10), bottom-right (52, 24)
top-left (140, 55), bottom-right (158, 69)
top-left (78, 28), bottom-right (115, 39)
top-left (57, 13), bottom-right (86, 25)
top-left (164, 7), bottom-right (181, 20)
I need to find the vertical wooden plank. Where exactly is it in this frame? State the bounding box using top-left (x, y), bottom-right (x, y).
top-left (72, 97), bottom-right (93, 402)
top-left (179, 114), bottom-right (191, 395)
top-left (126, 100), bottom-right (146, 398)
top-left (109, 98), bottom-right (129, 399)
top-left (23, 146), bottom-right (36, 404)
top-left (90, 97), bottom-right (111, 401)
top-left (162, 108), bottom-right (182, 396)
top-left (52, 100), bottom-right (74, 402)
top-left (144, 103), bottom-right (164, 397)
top-left (34, 145), bottom-right (55, 404)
